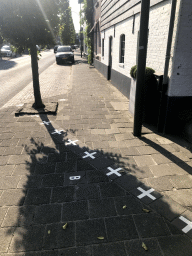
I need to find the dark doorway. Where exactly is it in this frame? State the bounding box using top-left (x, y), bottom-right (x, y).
top-left (108, 36), bottom-right (113, 80)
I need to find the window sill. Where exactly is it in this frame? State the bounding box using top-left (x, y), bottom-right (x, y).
top-left (119, 63), bottom-right (124, 68)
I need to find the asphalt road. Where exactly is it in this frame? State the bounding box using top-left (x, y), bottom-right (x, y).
top-left (0, 50), bottom-right (55, 108)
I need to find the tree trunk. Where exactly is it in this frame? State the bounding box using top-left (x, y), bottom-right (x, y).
top-left (30, 44), bottom-right (45, 109)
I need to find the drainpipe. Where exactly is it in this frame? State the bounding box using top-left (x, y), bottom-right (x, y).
top-left (158, 0), bottom-right (177, 133)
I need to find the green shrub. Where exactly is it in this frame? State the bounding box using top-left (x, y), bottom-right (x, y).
top-left (130, 65), bottom-right (155, 81)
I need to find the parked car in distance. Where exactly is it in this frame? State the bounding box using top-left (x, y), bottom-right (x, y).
top-left (0, 45), bottom-right (13, 57)
top-left (55, 45), bottom-right (74, 64)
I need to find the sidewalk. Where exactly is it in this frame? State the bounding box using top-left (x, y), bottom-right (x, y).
top-left (0, 51), bottom-right (192, 255)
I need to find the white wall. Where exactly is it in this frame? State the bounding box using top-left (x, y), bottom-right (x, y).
top-left (101, 0), bottom-right (172, 78)
top-left (168, 0), bottom-right (192, 97)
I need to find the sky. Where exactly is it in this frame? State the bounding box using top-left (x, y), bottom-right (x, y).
top-left (69, 0), bottom-right (81, 33)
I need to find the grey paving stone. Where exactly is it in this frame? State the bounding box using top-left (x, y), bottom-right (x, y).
top-left (89, 157), bottom-right (114, 170)
top-left (130, 184), bottom-right (162, 204)
top-left (58, 246), bottom-right (92, 256)
top-left (0, 138), bottom-right (19, 147)
top-left (86, 170), bottom-right (109, 183)
top-left (2, 205), bottom-right (36, 227)
top-left (165, 189), bottom-right (192, 207)
top-left (34, 204), bottom-right (61, 224)
top-left (105, 216), bottom-right (138, 242)
top-left (0, 189), bottom-right (25, 206)
top-left (165, 220), bottom-right (183, 235)
top-left (124, 238), bottom-right (163, 256)
top-left (99, 182), bottom-right (126, 198)
top-left (149, 195), bottom-right (185, 222)
top-left (0, 227), bottom-right (15, 252)
top-left (158, 235), bottom-right (192, 256)
top-left (24, 188), bottom-right (51, 205)
top-left (55, 161), bottom-right (77, 173)
top-left (0, 133), bottom-right (14, 140)
top-left (120, 147), bottom-right (140, 156)
top-left (128, 166), bottom-right (154, 179)
top-left (114, 174), bottom-right (141, 191)
top-left (149, 163), bottom-right (186, 177)
top-left (144, 176), bottom-right (174, 192)
top-left (136, 145), bottom-right (158, 155)
top-left (3, 146), bottom-right (23, 156)
top-left (0, 156), bottom-right (10, 166)
top-left (76, 184), bottom-right (100, 200)
top-left (12, 164), bottom-right (35, 175)
top-left (76, 218), bottom-right (107, 246)
top-left (62, 200), bottom-right (89, 221)
top-left (92, 242), bottom-right (127, 256)
top-left (89, 198), bottom-right (117, 218)
top-left (169, 175), bottom-right (192, 189)
top-left (51, 186), bottom-right (75, 203)
top-left (7, 155), bottom-right (29, 165)
top-left (133, 155), bottom-right (157, 167)
top-left (114, 195), bottom-right (146, 215)
top-left (0, 207), bottom-right (8, 226)
top-left (0, 165), bottom-right (14, 176)
top-left (0, 176), bottom-right (20, 189)
top-left (64, 171), bottom-right (86, 185)
top-left (76, 158), bottom-right (94, 172)
top-left (43, 222), bottom-right (75, 249)
top-left (9, 225), bottom-right (45, 252)
top-left (34, 163), bottom-right (56, 175)
top-left (42, 174), bottom-right (64, 187)
top-left (17, 175), bottom-right (43, 189)
top-left (133, 213), bottom-right (171, 238)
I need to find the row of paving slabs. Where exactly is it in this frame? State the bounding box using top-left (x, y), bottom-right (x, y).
top-left (41, 120), bottom-right (192, 239)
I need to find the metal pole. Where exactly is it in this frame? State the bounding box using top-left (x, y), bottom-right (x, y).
top-left (133, 0), bottom-right (150, 137)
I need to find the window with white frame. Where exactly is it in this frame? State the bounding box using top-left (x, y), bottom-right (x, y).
top-left (119, 34), bottom-right (125, 63)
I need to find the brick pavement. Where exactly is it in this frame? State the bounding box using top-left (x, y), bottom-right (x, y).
top-left (0, 51), bottom-right (192, 255)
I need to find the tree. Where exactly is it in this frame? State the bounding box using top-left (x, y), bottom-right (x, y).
top-left (59, 0), bottom-right (76, 45)
top-left (81, 0), bottom-right (93, 64)
top-left (0, 0), bottom-right (60, 109)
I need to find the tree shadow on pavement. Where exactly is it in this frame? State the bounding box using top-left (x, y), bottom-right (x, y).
top-left (4, 113), bottom-right (192, 255)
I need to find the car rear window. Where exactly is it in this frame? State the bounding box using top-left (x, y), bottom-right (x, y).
top-left (57, 47), bottom-right (71, 52)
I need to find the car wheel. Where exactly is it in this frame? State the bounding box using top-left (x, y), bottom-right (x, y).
top-left (72, 58), bottom-right (75, 64)
top-left (56, 60), bottom-right (59, 65)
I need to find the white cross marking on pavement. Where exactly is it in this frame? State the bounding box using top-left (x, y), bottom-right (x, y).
top-left (51, 129), bottom-right (64, 135)
top-left (179, 216), bottom-right (192, 233)
top-left (65, 139), bottom-right (78, 145)
top-left (106, 167), bottom-right (122, 177)
top-left (137, 187), bottom-right (156, 200)
top-left (40, 121), bottom-right (51, 125)
top-left (82, 151), bottom-right (97, 159)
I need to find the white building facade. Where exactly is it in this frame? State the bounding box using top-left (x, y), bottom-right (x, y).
top-left (93, 0), bottom-right (192, 135)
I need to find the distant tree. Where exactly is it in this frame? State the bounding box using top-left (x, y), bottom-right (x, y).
top-left (0, 0), bottom-right (60, 109)
top-left (81, 0), bottom-right (93, 64)
top-left (59, 0), bottom-right (76, 45)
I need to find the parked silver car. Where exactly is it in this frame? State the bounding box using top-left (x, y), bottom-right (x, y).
top-left (0, 45), bottom-right (13, 57)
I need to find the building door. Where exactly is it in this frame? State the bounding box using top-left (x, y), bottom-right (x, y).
top-left (108, 36), bottom-right (113, 80)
